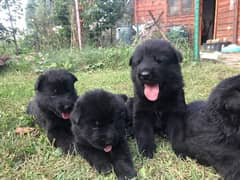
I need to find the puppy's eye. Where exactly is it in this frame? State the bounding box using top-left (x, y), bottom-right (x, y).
top-left (95, 121), bottom-right (100, 126)
top-left (50, 89), bottom-right (59, 97)
top-left (153, 56), bottom-right (162, 64)
top-left (92, 121), bottom-right (100, 130)
top-left (135, 58), bottom-right (142, 65)
top-left (53, 89), bottom-right (57, 94)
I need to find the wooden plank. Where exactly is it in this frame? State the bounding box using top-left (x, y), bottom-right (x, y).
top-left (215, 0), bottom-right (235, 43)
top-left (218, 1), bottom-right (230, 6)
top-left (134, 0), bottom-right (137, 24)
top-left (217, 26), bottom-right (233, 31)
top-left (233, 0), bottom-right (239, 43)
top-left (214, 0), bottom-right (218, 39)
top-left (135, 0), bottom-right (164, 24)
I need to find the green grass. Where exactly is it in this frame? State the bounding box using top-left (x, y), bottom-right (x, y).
top-left (1, 61), bottom-right (240, 179)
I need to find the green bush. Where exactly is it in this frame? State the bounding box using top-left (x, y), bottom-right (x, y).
top-left (4, 46), bottom-right (133, 73)
top-left (4, 42), bottom-right (194, 74)
top-left (173, 40), bottom-right (193, 63)
top-left (166, 26), bottom-right (193, 63)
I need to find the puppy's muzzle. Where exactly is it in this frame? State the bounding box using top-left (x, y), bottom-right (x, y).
top-left (60, 103), bottom-right (74, 113)
top-left (139, 71), bottom-right (152, 81)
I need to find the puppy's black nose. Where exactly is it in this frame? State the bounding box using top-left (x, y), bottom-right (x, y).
top-left (139, 71), bottom-right (151, 80)
top-left (63, 104), bottom-right (73, 112)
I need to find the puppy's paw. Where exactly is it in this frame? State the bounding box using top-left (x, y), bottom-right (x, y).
top-left (117, 169), bottom-right (137, 180)
top-left (114, 161), bottom-right (137, 180)
top-left (139, 143), bottom-right (156, 158)
top-left (95, 162), bottom-right (112, 174)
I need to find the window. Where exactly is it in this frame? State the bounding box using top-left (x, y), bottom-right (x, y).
top-left (168, 0), bottom-right (180, 16)
top-left (182, 0), bottom-right (193, 14)
top-left (168, 0), bottom-right (193, 16)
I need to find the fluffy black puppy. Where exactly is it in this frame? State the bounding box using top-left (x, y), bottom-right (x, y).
top-left (180, 75), bottom-right (240, 180)
top-left (125, 97), bottom-right (135, 138)
top-left (27, 69), bottom-right (78, 153)
top-left (70, 89), bottom-right (137, 179)
top-left (130, 39), bottom-right (186, 158)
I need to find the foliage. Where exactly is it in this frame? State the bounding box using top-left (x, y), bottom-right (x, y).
top-left (166, 26), bottom-right (190, 44)
top-left (0, 23), bottom-right (10, 42)
top-left (165, 26), bottom-right (193, 63)
top-left (80, 0), bottom-right (125, 46)
top-left (0, 0), bottom-right (23, 54)
top-left (173, 40), bottom-right (193, 63)
top-left (4, 46), bottom-right (133, 73)
top-left (25, 0), bottom-right (72, 51)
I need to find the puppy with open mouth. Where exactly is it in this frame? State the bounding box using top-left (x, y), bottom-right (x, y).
top-left (27, 69), bottom-right (78, 153)
top-left (129, 39), bottom-right (187, 158)
top-left (70, 89), bottom-right (136, 179)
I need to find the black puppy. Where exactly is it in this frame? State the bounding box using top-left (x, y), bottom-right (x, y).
top-left (70, 89), bottom-right (136, 179)
top-left (129, 39), bottom-right (186, 158)
top-left (27, 69), bottom-right (78, 153)
top-left (179, 75), bottom-right (240, 180)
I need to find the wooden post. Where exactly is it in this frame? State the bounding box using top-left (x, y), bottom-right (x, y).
top-left (74, 0), bottom-right (82, 49)
top-left (233, 0), bottom-right (239, 44)
top-left (134, 0), bottom-right (139, 37)
top-left (213, 0), bottom-right (218, 39)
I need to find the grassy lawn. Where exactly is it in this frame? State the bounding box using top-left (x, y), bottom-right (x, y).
top-left (1, 61), bottom-right (240, 179)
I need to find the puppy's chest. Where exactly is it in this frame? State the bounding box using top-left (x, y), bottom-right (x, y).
top-left (223, 127), bottom-right (240, 147)
top-left (154, 111), bottom-right (167, 136)
top-left (154, 111), bottom-right (163, 126)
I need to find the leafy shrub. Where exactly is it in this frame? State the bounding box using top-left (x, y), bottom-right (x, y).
top-left (174, 40), bottom-right (193, 63)
top-left (4, 46), bottom-right (133, 73)
top-left (166, 26), bottom-right (193, 63)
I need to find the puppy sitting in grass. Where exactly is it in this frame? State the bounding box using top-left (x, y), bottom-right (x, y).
top-left (27, 69), bottom-right (78, 153)
top-left (129, 39), bottom-right (186, 158)
top-left (180, 75), bottom-right (240, 180)
top-left (70, 89), bottom-right (137, 179)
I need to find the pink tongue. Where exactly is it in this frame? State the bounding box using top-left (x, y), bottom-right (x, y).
top-left (61, 113), bottom-right (70, 120)
top-left (104, 145), bottom-right (112, 152)
top-left (144, 84), bottom-right (159, 101)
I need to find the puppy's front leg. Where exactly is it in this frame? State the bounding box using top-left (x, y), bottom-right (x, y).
top-left (134, 111), bottom-right (155, 158)
top-left (47, 128), bottom-right (74, 153)
top-left (111, 139), bottom-right (137, 179)
top-left (76, 144), bottom-right (112, 174)
top-left (166, 112), bottom-right (186, 156)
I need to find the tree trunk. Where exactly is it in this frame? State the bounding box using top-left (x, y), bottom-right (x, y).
top-left (110, 27), bottom-right (113, 44)
top-left (5, 0), bottom-right (20, 55)
top-left (74, 0), bottom-right (82, 49)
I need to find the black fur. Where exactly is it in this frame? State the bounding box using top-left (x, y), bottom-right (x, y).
top-left (27, 69), bottom-right (78, 153)
top-left (70, 89), bottom-right (137, 179)
top-left (130, 39), bottom-right (186, 158)
top-left (179, 75), bottom-right (240, 180)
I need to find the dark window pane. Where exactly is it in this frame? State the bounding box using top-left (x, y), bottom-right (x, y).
top-left (182, 0), bottom-right (193, 14)
top-left (168, 0), bottom-right (180, 16)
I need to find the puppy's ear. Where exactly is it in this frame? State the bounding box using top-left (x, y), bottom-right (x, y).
top-left (174, 49), bottom-right (183, 63)
top-left (35, 74), bottom-right (45, 92)
top-left (70, 74), bottom-right (78, 83)
top-left (117, 94), bottom-right (128, 102)
top-left (70, 99), bottom-right (84, 124)
top-left (224, 96), bottom-right (240, 112)
top-left (70, 107), bottom-right (81, 124)
top-left (129, 56), bottom-right (133, 66)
